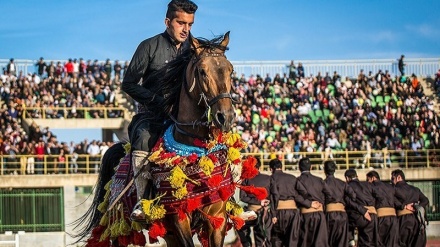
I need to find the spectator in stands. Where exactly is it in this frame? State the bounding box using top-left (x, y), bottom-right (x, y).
top-left (35, 57), bottom-right (46, 77)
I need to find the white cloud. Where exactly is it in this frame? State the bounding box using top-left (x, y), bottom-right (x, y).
top-left (405, 24), bottom-right (440, 39)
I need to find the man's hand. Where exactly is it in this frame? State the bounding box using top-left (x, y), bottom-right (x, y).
top-left (272, 217), bottom-right (278, 224)
top-left (364, 211), bottom-right (371, 222)
top-left (311, 201), bottom-right (322, 209)
top-left (405, 203), bottom-right (415, 212)
top-left (261, 199), bottom-right (270, 207)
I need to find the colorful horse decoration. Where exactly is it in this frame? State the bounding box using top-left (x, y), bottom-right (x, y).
top-left (71, 32), bottom-right (267, 247)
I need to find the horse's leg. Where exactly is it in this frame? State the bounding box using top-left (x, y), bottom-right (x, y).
top-left (202, 200), bottom-right (228, 247)
top-left (163, 214), bottom-right (195, 247)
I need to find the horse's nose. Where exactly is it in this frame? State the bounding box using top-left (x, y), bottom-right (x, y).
top-left (215, 110), bottom-right (235, 131)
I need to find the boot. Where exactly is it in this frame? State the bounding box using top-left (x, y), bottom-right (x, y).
top-left (130, 150), bottom-right (151, 222)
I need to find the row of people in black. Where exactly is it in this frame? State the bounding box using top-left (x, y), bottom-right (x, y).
top-left (238, 158), bottom-right (429, 247)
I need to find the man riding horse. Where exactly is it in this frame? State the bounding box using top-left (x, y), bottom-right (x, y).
top-left (121, 0), bottom-right (198, 221)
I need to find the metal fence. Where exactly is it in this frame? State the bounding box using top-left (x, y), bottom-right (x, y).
top-left (2, 58), bottom-right (439, 80)
top-left (412, 181), bottom-right (440, 221)
top-left (0, 188), bottom-right (64, 233)
top-left (1, 149), bottom-right (440, 175)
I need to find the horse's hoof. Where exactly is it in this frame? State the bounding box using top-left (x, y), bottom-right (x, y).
top-left (130, 209), bottom-right (146, 222)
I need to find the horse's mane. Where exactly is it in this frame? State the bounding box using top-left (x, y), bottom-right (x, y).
top-left (143, 34), bottom-right (229, 127)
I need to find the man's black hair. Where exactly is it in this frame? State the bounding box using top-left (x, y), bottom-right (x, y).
top-left (299, 157), bottom-right (311, 172)
top-left (391, 169), bottom-right (405, 181)
top-left (366, 170), bottom-right (380, 180)
top-left (269, 158), bottom-right (282, 170)
top-left (250, 156), bottom-right (262, 169)
top-left (167, 0), bottom-right (198, 19)
top-left (324, 160), bottom-right (336, 175)
top-left (344, 169), bottom-right (357, 179)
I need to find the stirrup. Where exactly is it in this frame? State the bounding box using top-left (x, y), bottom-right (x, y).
top-left (130, 201), bottom-right (146, 222)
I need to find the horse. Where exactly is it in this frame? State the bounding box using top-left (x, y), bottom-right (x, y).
top-left (71, 31), bottom-right (264, 247)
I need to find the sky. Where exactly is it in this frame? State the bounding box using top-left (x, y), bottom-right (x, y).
top-left (1, 0), bottom-right (440, 62)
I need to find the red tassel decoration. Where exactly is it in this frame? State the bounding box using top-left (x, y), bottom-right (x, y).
top-left (207, 214), bottom-right (224, 230)
top-left (226, 221), bottom-right (233, 232)
top-left (208, 174), bottom-right (223, 187)
top-left (132, 230), bottom-right (146, 246)
top-left (238, 185), bottom-right (268, 201)
top-left (218, 185), bottom-right (235, 201)
top-left (207, 153), bottom-right (218, 163)
top-left (148, 221), bottom-right (167, 243)
top-left (193, 139), bottom-right (207, 148)
top-left (229, 215), bottom-right (245, 230)
top-left (152, 138), bottom-right (163, 151)
top-left (172, 156), bottom-right (183, 165)
top-left (186, 197), bottom-right (202, 212)
top-left (187, 153), bottom-right (199, 163)
top-left (177, 207), bottom-right (187, 222)
top-left (118, 235), bottom-right (130, 246)
top-left (240, 156), bottom-right (259, 180)
top-left (160, 152), bottom-right (176, 160)
top-left (198, 229), bottom-right (209, 247)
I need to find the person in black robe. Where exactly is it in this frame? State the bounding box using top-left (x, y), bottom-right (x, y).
top-left (366, 170), bottom-right (399, 247)
top-left (297, 158), bottom-right (331, 247)
top-left (391, 169), bottom-right (429, 247)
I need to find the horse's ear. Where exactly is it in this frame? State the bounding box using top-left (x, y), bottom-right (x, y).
top-left (220, 31), bottom-right (230, 49)
top-left (190, 34), bottom-right (202, 56)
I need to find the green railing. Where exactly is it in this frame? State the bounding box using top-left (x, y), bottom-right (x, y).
top-left (0, 188), bottom-right (64, 233)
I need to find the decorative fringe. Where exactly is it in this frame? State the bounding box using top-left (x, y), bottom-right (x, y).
top-left (229, 214), bottom-right (245, 230)
top-left (99, 212), bottom-right (109, 226)
top-left (186, 197), bottom-right (202, 212)
top-left (199, 156), bottom-right (215, 176)
top-left (118, 235), bottom-right (130, 246)
top-left (132, 230), bottom-right (147, 246)
top-left (199, 209), bottom-right (224, 230)
top-left (226, 200), bottom-right (244, 216)
top-left (208, 174), bottom-right (223, 187)
top-left (148, 221), bottom-right (167, 243)
top-left (131, 221), bottom-right (143, 232)
top-left (140, 195), bottom-right (167, 223)
top-left (237, 184), bottom-right (268, 201)
top-left (123, 143), bottom-right (131, 154)
top-left (240, 156), bottom-right (259, 180)
top-left (227, 147), bottom-right (241, 164)
top-left (218, 184), bottom-right (235, 201)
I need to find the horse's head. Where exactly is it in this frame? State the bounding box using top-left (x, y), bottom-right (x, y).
top-left (184, 32), bottom-right (235, 133)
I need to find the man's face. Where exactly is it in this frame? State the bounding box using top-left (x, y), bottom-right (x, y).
top-left (165, 10), bottom-right (195, 44)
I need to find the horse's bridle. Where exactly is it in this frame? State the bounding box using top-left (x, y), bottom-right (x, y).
top-left (170, 50), bottom-right (236, 139)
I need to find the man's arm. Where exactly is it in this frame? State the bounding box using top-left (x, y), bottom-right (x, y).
top-left (122, 40), bottom-right (161, 105)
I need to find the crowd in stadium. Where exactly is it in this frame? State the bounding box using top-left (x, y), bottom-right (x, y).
top-left (1, 57), bottom-right (440, 174)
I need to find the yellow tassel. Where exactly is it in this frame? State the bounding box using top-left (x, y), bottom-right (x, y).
top-left (100, 226), bottom-right (111, 242)
top-left (131, 221), bottom-right (142, 231)
top-left (97, 200), bottom-right (108, 213)
top-left (169, 166), bottom-right (200, 188)
top-left (227, 147), bottom-right (241, 163)
top-left (110, 220), bottom-right (120, 238)
top-left (226, 133), bottom-right (241, 147)
top-left (104, 180), bottom-right (112, 191)
top-left (172, 186), bottom-right (188, 200)
top-left (199, 156), bottom-right (214, 176)
top-left (226, 201), bottom-right (244, 216)
top-left (119, 218), bottom-right (131, 236)
top-left (99, 212), bottom-right (109, 226)
top-left (123, 143), bottom-right (131, 154)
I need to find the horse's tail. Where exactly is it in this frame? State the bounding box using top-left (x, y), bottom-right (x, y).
top-left (68, 142), bottom-right (127, 244)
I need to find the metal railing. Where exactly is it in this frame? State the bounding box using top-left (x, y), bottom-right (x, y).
top-left (2, 58), bottom-right (439, 80)
top-left (21, 106), bottom-right (127, 119)
top-left (0, 188), bottom-right (64, 233)
top-left (1, 149), bottom-right (440, 175)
